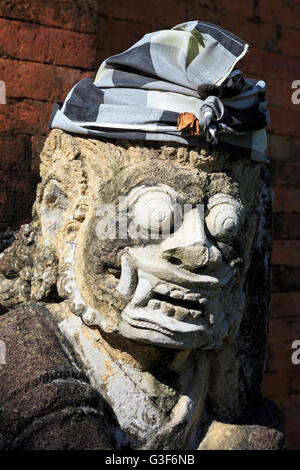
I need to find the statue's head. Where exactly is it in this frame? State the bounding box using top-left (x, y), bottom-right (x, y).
top-left (2, 130), bottom-right (267, 352)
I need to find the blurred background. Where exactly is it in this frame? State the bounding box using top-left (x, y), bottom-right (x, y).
top-left (0, 0), bottom-right (299, 449)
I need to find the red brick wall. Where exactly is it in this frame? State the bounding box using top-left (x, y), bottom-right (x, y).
top-left (0, 0), bottom-right (98, 237)
top-left (0, 0), bottom-right (299, 449)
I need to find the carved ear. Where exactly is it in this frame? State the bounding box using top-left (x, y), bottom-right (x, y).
top-left (0, 224), bottom-right (37, 309)
top-left (0, 224), bottom-right (35, 278)
top-left (0, 222), bottom-right (61, 308)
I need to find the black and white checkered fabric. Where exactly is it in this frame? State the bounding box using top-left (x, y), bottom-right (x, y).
top-left (50, 21), bottom-right (269, 162)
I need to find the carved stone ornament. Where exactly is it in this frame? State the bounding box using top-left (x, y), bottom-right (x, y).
top-left (0, 130), bottom-right (286, 450)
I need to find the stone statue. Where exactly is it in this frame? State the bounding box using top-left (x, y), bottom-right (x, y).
top-left (0, 130), bottom-right (285, 449)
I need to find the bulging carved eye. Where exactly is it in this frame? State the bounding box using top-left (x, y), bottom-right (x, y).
top-left (205, 194), bottom-right (243, 241)
top-left (126, 185), bottom-right (178, 234)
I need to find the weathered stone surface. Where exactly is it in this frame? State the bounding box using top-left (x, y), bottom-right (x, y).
top-left (0, 129), bottom-right (283, 449)
top-left (199, 404), bottom-right (286, 450)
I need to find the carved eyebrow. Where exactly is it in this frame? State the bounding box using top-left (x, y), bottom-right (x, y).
top-left (206, 193), bottom-right (242, 211)
top-left (125, 184), bottom-right (179, 206)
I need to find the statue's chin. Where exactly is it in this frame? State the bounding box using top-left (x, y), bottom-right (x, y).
top-left (117, 306), bottom-right (216, 349)
top-left (117, 319), bottom-right (200, 349)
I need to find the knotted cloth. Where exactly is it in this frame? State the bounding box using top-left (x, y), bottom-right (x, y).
top-left (50, 20), bottom-right (269, 162)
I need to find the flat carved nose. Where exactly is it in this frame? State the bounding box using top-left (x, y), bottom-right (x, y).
top-left (160, 207), bottom-right (222, 271)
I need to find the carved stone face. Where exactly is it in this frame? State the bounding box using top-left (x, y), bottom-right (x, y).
top-left (34, 130), bottom-right (263, 351)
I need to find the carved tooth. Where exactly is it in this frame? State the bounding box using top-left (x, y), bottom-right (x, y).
top-left (130, 274), bottom-right (152, 307)
top-left (174, 306), bottom-right (189, 321)
top-left (190, 309), bottom-right (203, 319)
top-left (148, 299), bottom-right (161, 310)
top-left (209, 314), bottom-right (215, 325)
top-left (117, 254), bottom-right (137, 298)
top-left (184, 293), bottom-right (200, 301)
top-left (170, 290), bottom-right (184, 299)
top-left (161, 303), bottom-right (175, 317)
top-left (154, 284), bottom-right (170, 295)
top-left (198, 298), bottom-right (208, 305)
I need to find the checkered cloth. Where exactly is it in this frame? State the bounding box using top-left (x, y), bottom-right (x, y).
top-left (50, 21), bottom-right (269, 162)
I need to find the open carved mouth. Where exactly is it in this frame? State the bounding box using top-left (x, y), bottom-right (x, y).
top-left (148, 287), bottom-right (208, 322)
top-left (115, 251), bottom-right (236, 347)
top-left (120, 278), bottom-right (213, 339)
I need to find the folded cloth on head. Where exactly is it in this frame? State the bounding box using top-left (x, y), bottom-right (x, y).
top-left (50, 20), bottom-right (270, 162)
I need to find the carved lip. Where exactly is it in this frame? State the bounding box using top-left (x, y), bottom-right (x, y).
top-left (117, 252), bottom-right (235, 340)
top-left (121, 280), bottom-right (212, 335)
top-left (122, 305), bottom-right (206, 335)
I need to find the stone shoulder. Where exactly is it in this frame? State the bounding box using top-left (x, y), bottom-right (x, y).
top-left (0, 302), bottom-right (114, 449)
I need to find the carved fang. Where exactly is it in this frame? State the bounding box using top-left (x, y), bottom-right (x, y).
top-left (117, 254), bottom-right (137, 298)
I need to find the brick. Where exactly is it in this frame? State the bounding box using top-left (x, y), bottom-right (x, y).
top-left (241, 48), bottom-right (300, 81)
top-left (271, 265), bottom-right (300, 292)
top-left (263, 371), bottom-right (289, 398)
top-left (0, 171), bottom-right (39, 228)
top-left (186, 5), bottom-right (279, 52)
top-left (290, 371), bottom-right (300, 395)
top-left (0, 134), bottom-right (30, 171)
top-left (273, 214), bottom-right (300, 239)
top-left (0, 19), bottom-right (97, 70)
top-left (31, 135), bottom-right (46, 174)
top-left (0, 98), bottom-right (53, 136)
top-left (271, 162), bottom-right (300, 188)
top-left (267, 134), bottom-right (300, 162)
top-left (271, 292), bottom-right (300, 318)
top-left (0, 0), bottom-right (98, 34)
top-left (0, 58), bottom-right (93, 102)
top-left (267, 79), bottom-right (299, 110)
top-left (286, 417), bottom-right (300, 450)
top-left (268, 106), bottom-right (300, 138)
top-left (8, 0), bottom-right (97, 34)
top-left (98, 0), bottom-right (186, 29)
top-left (272, 240), bottom-right (300, 267)
top-left (279, 27), bottom-right (300, 58)
top-left (289, 393), bottom-right (300, 407)
top-left (265, 341), bottom-right (294, 374)
top-left (96, 49), bottom-right (118, 65)
top-left (97, 17), bottom-right (152, 56)
top-left (188, 0), bottom-right (215, 8)
top-left (273, 187), bottom-right (300, 213)
top-left (257, 0), bottom-right (300, 30)
top-left (230, 20), bottom-right (278, 52)
top-left (215, 0), bottom-right (254, 19)
top-left (269, 317), bottom-right (300, 344)
top-left (270, 395), bottom-right (290, 412)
